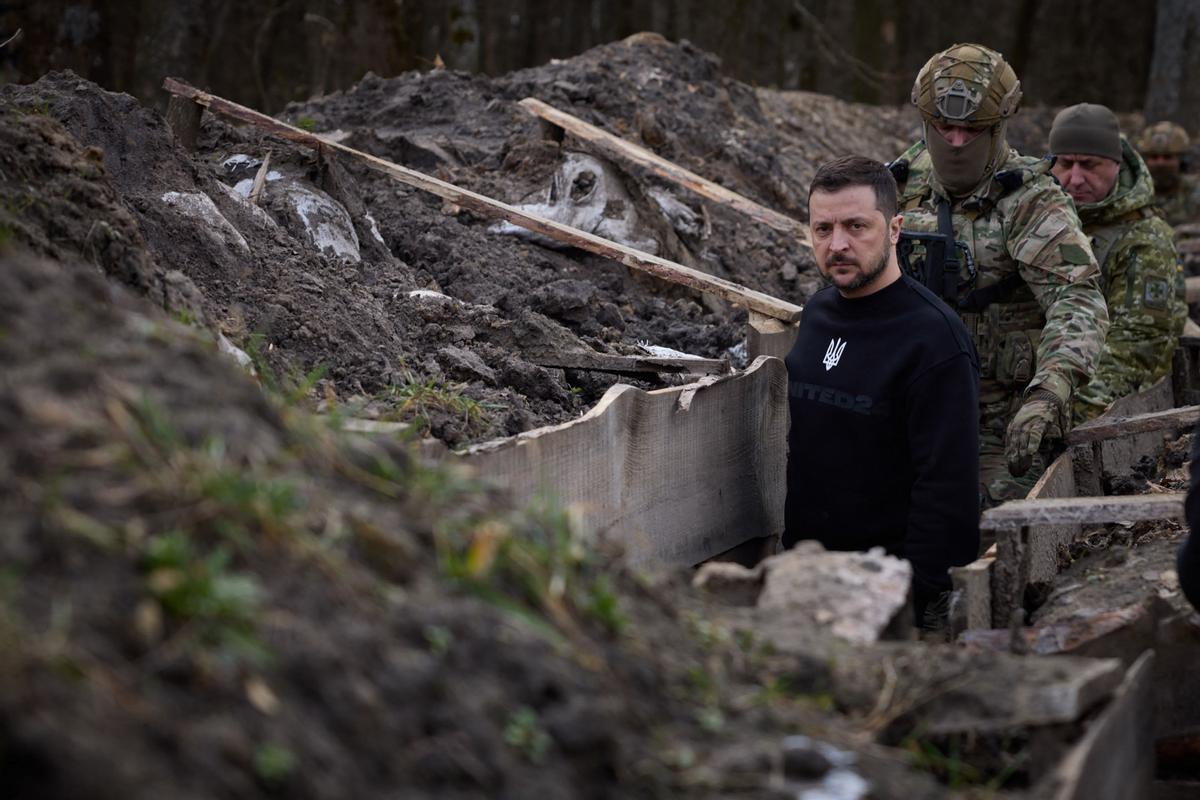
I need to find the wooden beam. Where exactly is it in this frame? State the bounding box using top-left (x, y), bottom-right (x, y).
top-left (165, 94), bottom-right (203, 151)
top-left (746, 311), bottom-right (801, 362)
top-left (1066, 404), bottom-right (1200, 445)
top-left (518, 97), bottom-right (812, 248)
top-left (1186, 275), bottom-right (1200, 304)
top-left (456, 356), bottom-right (789, 567)
top-left (161, 78), bottom-right (803, 324)
top-left (531, 351), bottom-right (728, 375)
top-left (1049, 651), bottom-right (1155, 800)
top-left (981, 493), bottom-right (1185, 531)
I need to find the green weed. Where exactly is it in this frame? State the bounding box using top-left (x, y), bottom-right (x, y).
top-left (143, 530), bottom-right (268, 665)
top-left (901, 733), bottom-right (1026, 791)
top-left (296, 117), bottom-right (317, 132)
top-left (434, 495), bottom-right (626, 639)
top-left (379, 377), bottom-right (489, 434)
top-left (423, 624), bottom-right (453, 657)
top-left (253, 742), bottom-right (297, 786)
top-left (243, 332), bottom-right (327, 405)
top-left (503, 706), bottom-right (551, 764)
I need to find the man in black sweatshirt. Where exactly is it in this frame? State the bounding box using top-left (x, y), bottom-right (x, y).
top-left (783, 155), bottom-right (981, 626)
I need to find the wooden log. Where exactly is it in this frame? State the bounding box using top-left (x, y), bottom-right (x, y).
top-left (165, 94), bottom-right (203, 151)
top-left (949, 555), bottom-right (994, 633)
top-left (981, 493), bottom-right (1185, 531)
top-left (161, 78), bottom-right (803, 324)
top-left (1067, 403), bottom-right (1200, 445)
top-left (530, 351), bottom-right (728, 375)
top-left (1048, 651), bottom-right (1155, 800)
top-left (518, 97), bottom-right (812, 248)
top-left (1186, 275), bottom-right (1200, 304)
top-left (455, 356), bottom-right (789, 567)
top-left (746, 310), bottom-right (801, 362)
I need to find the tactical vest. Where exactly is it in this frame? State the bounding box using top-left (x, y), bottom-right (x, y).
top-left (892, 152), bottom-right (1055, 387)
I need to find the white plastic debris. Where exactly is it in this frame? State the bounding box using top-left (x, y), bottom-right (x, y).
top-left (275, 181), bottom-right (361, 262)
top-left (160, 191), bottom-right (250, 256)
top-left (365, 212), bottom-right (387, 247)
top-left (217, 332), bottom-right (255, 374)
top-left (222, 154), bottom-right (260, 171)
top-left (636, 341), bottom-right (706, 360)
top-left (782, 736), bottom-right (871, 800)
top-left (490, 152), bottom-right (660, 253)
top-left (407, 289), bottom-right (454, 301)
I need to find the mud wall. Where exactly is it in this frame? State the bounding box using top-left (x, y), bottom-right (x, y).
top-left (0, 0), bottom-right (1166, 117)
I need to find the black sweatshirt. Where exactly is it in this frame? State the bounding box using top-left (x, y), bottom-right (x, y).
top-left (783, 275), bottom-right (981, 605)
top-left (1180, 429), bottom-right (1200, 612)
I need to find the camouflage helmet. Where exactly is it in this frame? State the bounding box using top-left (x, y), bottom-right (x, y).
top-left (912, 43), bottom-right (1022, 126)
top-left (1136, 121), bottom-right (1190, 156)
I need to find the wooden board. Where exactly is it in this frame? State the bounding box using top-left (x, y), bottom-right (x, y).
top-left (981, 493), bottom-right (1185, 530)
top-left (454, 356), bottom-right (788, 567)
top-left (1093, 377), bottom-right (1176, 482)
top-left (1024, 449), bottom-right (1080, 584)
top-left (162, 78), bottom-right (803, 324)
top-left (531, 351), bottom-right (729, 375)
top-left (746, 311), bottom-right (801, 362)
top-left (1067, 403), bottom-right (1200, 445)
top-left (1048, 651), bottom-right (1155, 800)
top-left (518, 97), bottom-right (812, 248)
top-left (949, 556), bottom-right (994, 632)
top-left (1187, 275), bottom-right (1200, 303)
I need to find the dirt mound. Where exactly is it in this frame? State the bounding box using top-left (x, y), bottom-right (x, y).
top-left (0, 98), bottom-right (206, 323)
top-left (0, 244), bottom-right (968, 799)
top-left (1, 39), bottom-right (922, 446)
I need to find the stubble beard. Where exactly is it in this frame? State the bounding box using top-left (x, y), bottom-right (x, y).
top-left (825, 244), bottom-right (889, 292)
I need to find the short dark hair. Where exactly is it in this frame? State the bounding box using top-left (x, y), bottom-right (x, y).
top-left (807, 155), bottom-right (899, 221)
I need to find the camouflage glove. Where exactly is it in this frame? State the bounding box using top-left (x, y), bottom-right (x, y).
top-left (1005, 389), bottom-right (1065, 478)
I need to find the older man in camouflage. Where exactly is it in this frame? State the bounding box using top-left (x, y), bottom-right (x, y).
top-left (890, 44), bottom-right (1109, 505)
top-left (1049, 104), bottom-right (1186, 424)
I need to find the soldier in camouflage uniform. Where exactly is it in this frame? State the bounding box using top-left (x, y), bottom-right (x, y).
top-left (1136, 121), bottom-right (1200, 227)
top-left (891, 44), bottom-right (1110, 505)
top-left (1047, 104), bottom-right (1186, 423)
top-left (1135, 121), bottom-right (1200, 276)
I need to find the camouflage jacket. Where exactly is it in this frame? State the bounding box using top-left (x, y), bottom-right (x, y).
top-left (1155, 172), bottom-right (1200, 228)
top-left (893, 141), bottom-right (1110, 407)
top-left (1071, 138), bottom-right (1186, 423)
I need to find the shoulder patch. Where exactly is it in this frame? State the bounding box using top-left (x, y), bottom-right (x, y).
top-left (1144, 276), bottom-right (1171, 310)
top-left (1059, 243), bottom-right (1093, 265)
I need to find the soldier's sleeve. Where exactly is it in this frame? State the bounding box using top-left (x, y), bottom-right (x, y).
top-left (1073, 229), bottom-right (1187, 423)
top-left (1007, 182), bottom-right (1111, 404)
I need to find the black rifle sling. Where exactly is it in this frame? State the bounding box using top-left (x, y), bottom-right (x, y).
top-left (936, 198), bottom-right (960, 300)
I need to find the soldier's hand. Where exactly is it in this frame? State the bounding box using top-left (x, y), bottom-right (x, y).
top-left (1004, 389), bottom-right (1064, 478)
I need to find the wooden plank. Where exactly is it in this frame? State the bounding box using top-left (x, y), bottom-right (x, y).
top-left (1067, 403), bottom-right (1200, 445)
top-left (165, 94), bottom-right (202, 151)
top-left (161, 78), bottom-right (803, 323)
top-left (455, 356), bottom-right (789, 567)
top-left (746, 311), bottom-right (801, 362)
top-left (1025, 449), bottom-right (1079, 585)
top-left (530, 351), bottom-right (729, 375)
top-left (949, 556), bottom-right (994, 633)
top-left (1049, 651), bottom-right (1155, 800)
top-left (1186, 275), bottom-right (1200, 304)
top-left (518, 97), bottom-right (812, 248)
top-left (981, 493), bottom-right (1185, 530)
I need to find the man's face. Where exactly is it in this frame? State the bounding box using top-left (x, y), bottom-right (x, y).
top-left (808, 185), bottom-right (900, 295)
top-left (1143, 152), bottom-right (1182, 191)
top-left (930, 121), bottom-right (986, 147)
top-left (1052, 154), bottom-right (1121, 205)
